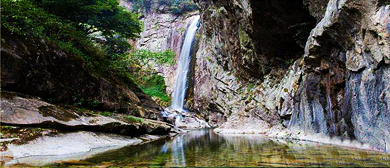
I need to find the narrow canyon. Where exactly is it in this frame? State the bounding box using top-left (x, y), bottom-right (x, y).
top-left (1, 0), bottom-right (390, 166)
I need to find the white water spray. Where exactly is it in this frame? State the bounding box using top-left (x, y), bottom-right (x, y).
top-left (171, 16), bottom-right (200, 112)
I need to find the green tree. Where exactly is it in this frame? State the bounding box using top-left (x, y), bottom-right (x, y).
top-left (34, 0), bottom-right (142, 39)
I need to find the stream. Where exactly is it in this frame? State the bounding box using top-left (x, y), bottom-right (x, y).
top-left (52, 129), bottom-right (390, 167)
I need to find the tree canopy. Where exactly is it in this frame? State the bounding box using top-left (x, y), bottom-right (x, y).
top-left (34, 0), bottom-right (142, 39)
top-left (1, 0), bottom-right (172, 106)
top-left (1, 0), bottom-right (143, 81)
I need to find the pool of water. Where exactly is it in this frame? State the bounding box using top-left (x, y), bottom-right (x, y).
top-left (57, 129), bottom-right (390, 167)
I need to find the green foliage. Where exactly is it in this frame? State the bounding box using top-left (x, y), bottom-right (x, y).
top-left (101, 111), bottom-right (112, 117)
top-left (103, 36), bottom-right (133, 56)
top-left (1, 0), bottom-right (139, 76)
top-left (142, 86), bottom-right (171, 102)
top-left (246, 82), bottom-right (256, 93)
top-left (123, 116), bottom-right (143, 123)
top-left (131, 49), bottom-right (176, 66)
top-left (131, 0), bottom-right (152, 13)
top-left (1, 0), bottom-right (48, 37)
top-left (126, 49), bottom-right (172, 105)
top-left (1, 0), bottom-right (145, 107)
top-left (35, 0), bottom-right (142, 40)
top-left (130, 0), bottom-right (197, 15)
top-left (1, 0), bottom-right (100, 67)
top-left (1, 126), bottom-right (14, 130)
top-left (72, 93), bottom-right (100, 109)
top-left (138, 74), bottom-right (170, 103)
top-left (89, 100), bottom-right (101, 108)
top-left (1, 0), bottom-right (172, 111)
top-left (160, 0), bottom-right (198, 15)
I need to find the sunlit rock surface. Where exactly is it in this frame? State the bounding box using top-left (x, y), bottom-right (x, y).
top-left (0, 93), bottom-right (171, 136)
top-left (1, 131), bottom-right (166, 167)
top-left (39, 130), bottom-right (390, 167)
top-left (193, 0), bottom-right (390, 152)
top-left (120, 0), bottom-right (199, 97)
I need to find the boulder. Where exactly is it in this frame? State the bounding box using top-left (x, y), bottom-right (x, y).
top-left (0, 93), bottom-right (171, 137)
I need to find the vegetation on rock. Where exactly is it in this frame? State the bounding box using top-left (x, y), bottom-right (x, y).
top-left (1, 0), bottom-right (172, 110)
top-left (1, 0), bottom-right (140, 75)
top-left (123, 116), bottom-right (144, 123)
top-left (129, 66), bottom-right (171, 105)
top-left (131, 49), bottom-right (176, 66)
top-left (139, 74), bottom-right (171, 103)
top-left (129, 0), bottom-right (198, 15)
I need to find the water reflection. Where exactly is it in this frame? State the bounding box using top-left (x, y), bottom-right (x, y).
top-left (170, 135), bottom-right (186, 166)
top-left (59, 130), bottom-right (390, 167)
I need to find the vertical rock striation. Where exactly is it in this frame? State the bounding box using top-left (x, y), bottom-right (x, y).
top-left (120, 0), bottom-right (199, 97)
top-left (121, 0), bottom-right (390, 150)
top-left (289, 0), bottom-right (390, 150)
top-left (194, 0), bottom-right (390, 150)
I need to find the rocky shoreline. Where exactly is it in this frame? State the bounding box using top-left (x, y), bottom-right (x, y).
top-left (1, 131), bottom-right (169, 167)
top-left (214, 127), bottom-right (387, 154)
top-left (0, 91), bottom-right (175, 166)
top-left (0, 91), bottom-right (212, 166)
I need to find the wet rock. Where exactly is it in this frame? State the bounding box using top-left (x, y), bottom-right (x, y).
top-left (175, 116), bottom-right (210, 130)
top-left (162, 108), bottom-right (210, 129)
top-left (0, 94), bottom-right (172, 136)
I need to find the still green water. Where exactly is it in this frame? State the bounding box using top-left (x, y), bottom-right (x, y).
top-left (61, 129), bottom-right (389, 167)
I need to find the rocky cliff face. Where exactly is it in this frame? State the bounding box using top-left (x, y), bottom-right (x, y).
top-left (1, 29), bottom-right (161, 119)
top-left (193, 0), bottom-right (316, 127)
top-left (290, 0), bottom-right (390, 150)
top-left (0, 27), bottom-right (175, 163)
top-left (118, 0), bottom-right (390, 151)
top-left (120, 0), bottom-right (199, 98)
top-left (193, 0), bottom-right (390, 151)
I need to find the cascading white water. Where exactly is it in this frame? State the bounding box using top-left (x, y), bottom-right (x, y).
top-left (171, 16), bottom-right (200, 112)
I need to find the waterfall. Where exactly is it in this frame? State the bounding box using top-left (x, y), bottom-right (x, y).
top-left (171, 15), bottom-right (200, 112)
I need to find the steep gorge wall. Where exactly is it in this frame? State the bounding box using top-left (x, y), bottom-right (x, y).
top-left (194, 0), bottom-right (390, 151)
top-left (121, 0), bottom-right (390, 150)
top-left (120, 0), bottom-right (199, 98)
top-left (290, 0), bottom-right (390, 149)
top-left (193, 0), bottom-right (316, 127)
top-left (1, 29), bottom-right (162, 119)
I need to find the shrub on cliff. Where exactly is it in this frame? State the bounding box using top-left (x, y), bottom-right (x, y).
top-left (139, 74), bottom-right (170, 104)
top-left (131, 49), bottom-right (176, 66)
top-left (1, 0), bottom-right (141, 78)
top-left (1, 0), bottom-right (103, 69)
top-left (1, 0), bottom-right (173, 110)
top-left (129, 0), bottom-right (198, 15)
top-left (1, 0), bottom-right (152, 109)
top-left (127, 49), bottom-right (174, 106)
top-left (35, 0), bottom-right (142, 40)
